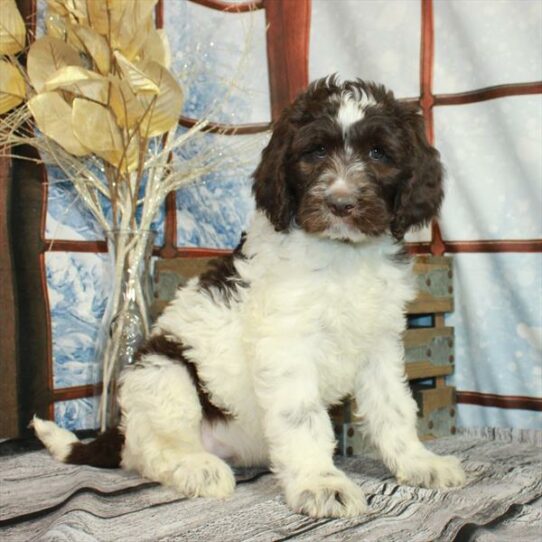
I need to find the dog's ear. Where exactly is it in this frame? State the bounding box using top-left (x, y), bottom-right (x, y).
top-left (252, 114), bottom-right (296, 232)
top-left (391, 110), bottom-right (444, 240)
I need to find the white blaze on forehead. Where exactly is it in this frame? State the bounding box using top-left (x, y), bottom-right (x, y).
top-left (337, 99), bottom-right (364, 132)
top-left (336, 92), bottom-right (376, 133)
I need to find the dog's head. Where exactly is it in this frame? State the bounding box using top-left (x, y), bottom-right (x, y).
top-left (253, 76), bottom-right (443, 242)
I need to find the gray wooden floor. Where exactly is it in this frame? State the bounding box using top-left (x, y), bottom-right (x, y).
top-left (1, 429), bottom-right (541, 541)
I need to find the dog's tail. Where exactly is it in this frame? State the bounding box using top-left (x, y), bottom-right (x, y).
top-left (31, 416), bottom-right (124, 469)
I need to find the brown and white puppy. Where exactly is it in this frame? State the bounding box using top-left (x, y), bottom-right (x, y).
top-left (34, 76), bottom-right (465, 519)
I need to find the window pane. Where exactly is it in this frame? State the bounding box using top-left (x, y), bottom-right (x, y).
top-left (436, 96), bottom-right (542, 241)
top-left (446, 253), bottom-right (542, 400)
top-left (434, 0), bottom-right (542, 94)
top-left (55, 398), bottom-right (99, 431)
top-left (45, 165), bottom-right (105, 241)
top-left (174, 130), bottom-right (268, 249)
top-left (310, 0), bottom-right (421, 98)
top-left (45, 165), bottom-right (165, 244)
top-left (165, 0), bottom-right (270, 124)
top-left (47, 252), bottom-right (112, 388)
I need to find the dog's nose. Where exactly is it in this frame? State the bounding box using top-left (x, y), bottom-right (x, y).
top-left (326, 194), bottom-right (356, 217)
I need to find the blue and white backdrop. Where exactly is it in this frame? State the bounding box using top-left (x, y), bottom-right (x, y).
top-left (40, 0), bottom-right (541, 433)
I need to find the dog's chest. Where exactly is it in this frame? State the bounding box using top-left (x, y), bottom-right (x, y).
top-left (275, 247), bottom-right (411, 338)
top-left (246, 243), bottom-right (414, 402)
top-left (315, 262), bottom-right (411, 394)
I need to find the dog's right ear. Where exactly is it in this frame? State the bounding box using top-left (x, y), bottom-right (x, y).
top-left (252, 115), bottom-right (296, 232)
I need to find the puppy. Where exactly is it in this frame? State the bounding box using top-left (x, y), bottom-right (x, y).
top-left (34, 76), bottom-right (465, 518)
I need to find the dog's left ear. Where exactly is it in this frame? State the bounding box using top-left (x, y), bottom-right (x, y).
top-left (252, 112), bottom-right (296, 232)
top-left (391, 110), bottom-right (444, 240)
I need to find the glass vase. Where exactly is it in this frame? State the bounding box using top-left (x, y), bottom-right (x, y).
top-left (95, 229), bottom-right (155, 431)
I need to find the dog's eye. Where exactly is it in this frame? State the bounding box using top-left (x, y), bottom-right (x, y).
top-left (369, 147), bottom-right (388, 162)
top-left (307, 145), bottom-right (327, 159)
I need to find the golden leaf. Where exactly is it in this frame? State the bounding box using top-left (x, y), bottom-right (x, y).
top-left (47, 0), bottom-right (69, 17)
top-left (0, 0), bottom-right (26, 55)
top-left (140, 29), bottom-right (171, 69)
top-left (45, 12), bottom-right (67, 40)
top-left (70, 25), bottom-right (111, 75)
top-left (138, 61), bottom-right (183, 138)
top-left (87, 0), bottom-right (156, 40)
top-left (109, 76), bottom-right (144, 129)
top-left (0, 60), bottom-right (26, 114)
top-left (116, 12), bottom-right (154, 61)
top-left (27, 91), bottom-right (90, 156)
top-left (43, 65), bottom-right (108, 103)
top-left (44, 65), bottom-right (103, 90)
top-left (86, 0), bottom-right (112, 36)
top-left (113, 50), bottom-right (159, 94)
top-left (71, 98), bottom-right (122, 152)
top-left (71, 97), bottom-right (138, 171)
top-left (27, 36), bottom-right (83, 93)
top-left (47, 0), bottom-right (88, 25)
top-left (109, 1), bottom-right (157, 59)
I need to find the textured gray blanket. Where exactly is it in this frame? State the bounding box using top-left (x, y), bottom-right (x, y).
top-left (1, 428), bottom-right (541, 541)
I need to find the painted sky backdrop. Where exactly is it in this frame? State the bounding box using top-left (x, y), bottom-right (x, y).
top-left (39, 0), bottom-right (541, 432)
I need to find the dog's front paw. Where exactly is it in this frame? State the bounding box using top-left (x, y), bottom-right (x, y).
top-left (285, 470), bottom-right (367, 518)
top-left (395, 452), bottom-right (466, 489)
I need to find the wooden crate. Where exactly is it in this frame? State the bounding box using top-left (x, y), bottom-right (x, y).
top-left (412, 382), bottom-right (457, 440)
top-left (407, 255), bottom-right (454, 314)
top-left (405, 327), bottom-right (455, 380)
top-left (152, 257), bottom-right (215, 320)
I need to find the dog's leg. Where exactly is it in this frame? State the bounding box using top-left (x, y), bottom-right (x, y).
top-left (253, 350), bottom-right (367, 518)
top-left (119, 355), bottom-right (235, 498)
top-left (354, 338), bottom-right (466, 489)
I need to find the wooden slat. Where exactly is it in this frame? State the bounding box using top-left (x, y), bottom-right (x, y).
top-left (407, 298), bottom-right (453, 314)
top-left (420, 0), bottom-right (435, 144)
top-left (414, 385), bottom-right (455, 415)
top-left (404, 327), bottom-right (454, 379)
top-left (408, 255), bottom-right (454, 314)
top-left (457, 391), bottom-right (542, 412)
top-left (406, 361), bottom-right (453, 380)
top-left (155, 256), bottom-right (217, 280)
top-left (0, 154), bottom-right (19, 438)
top-left (419, 0), bottom-right (447, 257)
top-left (189, 0), bottom-right (264, 12)
top-left (444, 239), bottom-right (542, 253)
top-left (160, 191), bottom-right (178, 259)
top-left (179, 116), bottom-right (270, 135)
top-left (11, 152), bottom-right (51, 432)
top-left (53, 384), bottom-right (100, 402)
top-left (404, 326), bottom-right (453, 347)
top-left (44, 239), bottom-right (108, 252)
top-left (264, 0), bottom-right (311, 120)
top-left (435, 81), bottom-right (542, 106)
top-left (174, 247), bottom-right (231, 258)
